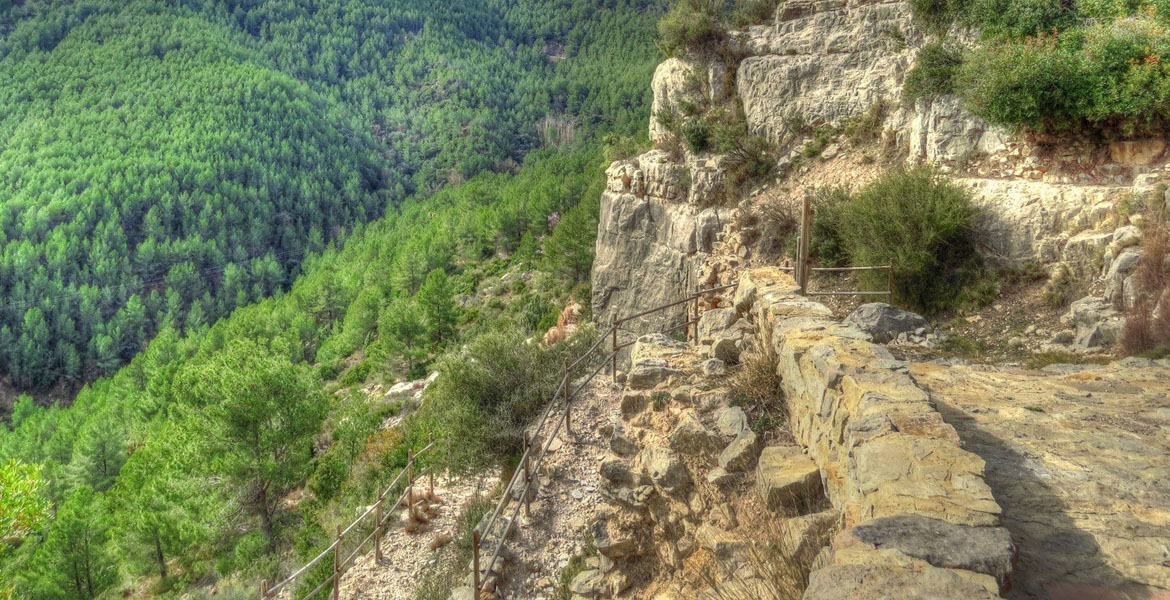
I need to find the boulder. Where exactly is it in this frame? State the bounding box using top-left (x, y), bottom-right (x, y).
top-left (640, 446), bottom-right (690, 493)
top-left (698, 309), bottom-right (738, 344)
top-left (670, 412), bottom-right (722, 455)
top-left (845, 303), bottom-right (930, 344)
top-left (701, 358), bottom-right (728, 377)
top-left (841, 514), bottom-right (1015, 586)
top-left (718, 430), bottom-right (760, 472)
top-left (627, 357), bottom-right (683, 390)
top-left (756, 446), bottom-right (823, 512)
top-left (1067, 296), bottom-right (1124, 349)
top-left (711, 337), bottom-right (741, 364)
top-left (715, 406), bottom-right (749, 437)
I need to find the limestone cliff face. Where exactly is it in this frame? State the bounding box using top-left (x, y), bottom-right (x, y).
top-left (591, 151), bottom-right (731, 331)
top-left (594, 0), bottom-right (1167, 346)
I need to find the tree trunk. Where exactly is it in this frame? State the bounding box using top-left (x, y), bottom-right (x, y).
top-left (154, 528), bottom-right (168, 579)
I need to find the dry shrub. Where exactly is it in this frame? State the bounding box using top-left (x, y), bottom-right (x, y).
top-left (700, 513), bottom-right (825, 600)
top-left (730, 345), bottom-right (787, 433)
top-left (1122, 199), bottom-right (1170, 356)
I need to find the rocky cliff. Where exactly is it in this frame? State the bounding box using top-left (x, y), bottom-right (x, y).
top-left (592, 0), bottom-right (1170, 352)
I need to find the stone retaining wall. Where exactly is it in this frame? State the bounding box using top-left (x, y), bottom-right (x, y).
top-left (732, 268), bottom-right (1016, 599)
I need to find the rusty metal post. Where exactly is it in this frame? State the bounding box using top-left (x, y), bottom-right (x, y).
top-left (522, 433), bottom-right (532, 518)
top-left (472, 531), bottom-right (482, 600)
top-left (887, 266), bottom-right (894, 304)
top-left (374, 493), bottom-right (384, 563)
top-left (610, 315), bottom-right (618, 381)
top-left (563, 359), bottom-right (572, 435)
top-left (407, 451), bottom-right (415, 521)
top-left (331, 524), bottom-right (343, 600)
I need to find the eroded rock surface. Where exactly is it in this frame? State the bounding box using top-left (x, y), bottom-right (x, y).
top-left (912, 361), bottom-right (1170, 599)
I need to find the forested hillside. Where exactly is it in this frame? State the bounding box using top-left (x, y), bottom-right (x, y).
top-left (0, 0), bottom-right (665, 598)
top-left (0, 0), bottom-right (658, 391)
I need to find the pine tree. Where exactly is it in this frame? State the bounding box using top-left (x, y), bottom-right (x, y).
top-left (416, 269), bottom-right (459, 347)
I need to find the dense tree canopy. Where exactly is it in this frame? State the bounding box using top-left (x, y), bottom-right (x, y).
top-left (0, 0), bottom-right (664, 596)
top-left (0, 0), bottom-right (661, 390)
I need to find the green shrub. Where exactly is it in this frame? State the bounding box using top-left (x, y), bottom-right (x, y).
top-left (722, 135), bottom-right (777, 199)
top-left (843, 101), bottom-right (888, 143)
top-left (957, 18), bottom-right (1170, 135)
top-left (730, 0), bottom-right (781, 28)
top-left (910, 0), bottom-right (1069, 35)
top-left (908, 0), bottom-right (961, 31)
top-left (834, 167), bottom-right (982, 313)
top-left (787, 186), bottom-right (850, 267)
top-left (960, 0), bottom-right (1073, 38)
top-left (659, 0), bottom-right (726, 56)
top-left (422, 326), bottom-right (598, 471)
top-left (683, 118), bottom-right (713, 152)
top-left (903, 43), bottom-right (963, 105)
top-left (709, 105), bottom-right (750, 153)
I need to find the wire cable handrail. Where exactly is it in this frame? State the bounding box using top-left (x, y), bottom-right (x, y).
top-left (262, 441), bottom-right (437, 599)
top-left (261, 281), bottom-right (741, 600)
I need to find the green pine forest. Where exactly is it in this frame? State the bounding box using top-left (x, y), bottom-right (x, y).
top-left (0, 0), bottom-right (658, 390)
top-left (0, 0), bottom-right (665, 598)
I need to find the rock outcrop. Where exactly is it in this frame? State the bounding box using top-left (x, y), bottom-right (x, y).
top-left (591, 151), bottom-right (733, 334)
top-left (732, 0), bottom-right (922, 143)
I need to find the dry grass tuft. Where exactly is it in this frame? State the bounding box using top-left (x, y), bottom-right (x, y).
top-left (730, 345), bottom-right (787, 434)
top-left (1123, 197), bottom-right (1170, 356)
top-left (698, 515), bottom-right (824, 600)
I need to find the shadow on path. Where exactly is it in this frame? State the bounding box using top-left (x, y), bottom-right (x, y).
top-left (933, 400), bottom-right (1165, 600)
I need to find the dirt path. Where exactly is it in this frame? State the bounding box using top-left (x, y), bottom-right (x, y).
top-left (500, 378), bottom-right (621, 600)
top-left (911, 360), bottom-right (1170, 600)
top-left (338, 471), bottom-right (500, 600)
top-left (334, 378), bottom-right (620, 600)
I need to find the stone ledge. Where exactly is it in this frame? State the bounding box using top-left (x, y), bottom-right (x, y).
top-left (733, 268), bottom-right (1012, 599)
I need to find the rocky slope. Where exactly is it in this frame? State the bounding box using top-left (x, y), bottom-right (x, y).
top-left (583, 2), bottom-right (1170, 599)
top-left (591, 0), bottom-right (1169, 354)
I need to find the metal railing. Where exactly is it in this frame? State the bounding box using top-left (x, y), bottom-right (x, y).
top-left (260, 441), bottom-right (437, 600)
top-left (259, 280), bottom-right (741, 600)
top-left (790, 194), bottom-right (894, 300)
top-left (464, 280), bottom-right (738, 600)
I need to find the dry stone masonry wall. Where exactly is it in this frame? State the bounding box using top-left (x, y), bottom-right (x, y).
top-left (731, 268), bottom-right (1015, 599)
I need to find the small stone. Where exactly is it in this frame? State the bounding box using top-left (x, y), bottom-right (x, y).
top-left (707, 467), bottom-right (735, 486)
top-left (701, 358), bottom-right (728, 377)
top-left (591, 518), bottom-right (638, 559)
top-left (718, 430), bottom-right (760, 472)
top-left (620, 392), bottom-right (647, 419)
top-left (609, 424), bottom-right (639, 456)
top-left (569, 569), bottom-right (605, 597)
top-left (715, 406), bottom-right (749, 436)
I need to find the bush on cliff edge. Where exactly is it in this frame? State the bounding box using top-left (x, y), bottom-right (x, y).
top-left (831, 167), bottom-right (987, 314)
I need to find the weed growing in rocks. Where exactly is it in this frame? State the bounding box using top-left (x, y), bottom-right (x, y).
top-left (730, 346), bottom-right (787, 429)
top-left (701, 514), bottom-right (822, 600)
top-left (414, 490), bottom-right (494, 600)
